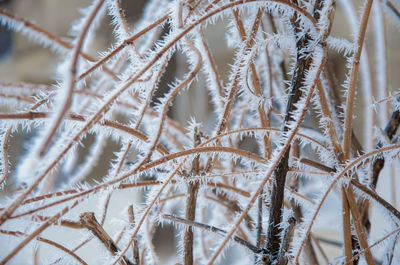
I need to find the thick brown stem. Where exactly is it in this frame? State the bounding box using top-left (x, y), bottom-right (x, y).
top-left (183, 127), bottom-right (201, 265)
top-left (265, 1), bottom-right (324, 261)
top-left (265, 149), bottom-right (289, 261)
top-left (80, 212), bottom-right (134, 265)
top-left (277, 216), bottom-right (296, 265)
top-left (183, 182), bottom-right (199, 265)
top-left (289, 142), bottom-right (319, 265)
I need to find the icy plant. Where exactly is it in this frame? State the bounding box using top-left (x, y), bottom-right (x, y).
top-left (0, 0), bottom-right (400, 264)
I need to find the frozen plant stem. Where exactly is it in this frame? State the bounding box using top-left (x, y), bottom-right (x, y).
top-left (183, 127), bottom-right (201, 265)
top-left (0, 126), bottom-right (11, 186)
top-left (345, 187), bottom-right (375, 265)
top-left (0, 0), bottom-right (399, 264)
top-left (265, 0), bottom-right (324, 262)
top-left (164, 214), bottom-right (262, 254)
top-left (340, 0), bottom-right (374, 262)
top-left (371, 108), bottom-right (400, 188)
top-left (128, 206), bottom-right (140, 265)
top-left (38, 0), bottom-right (105, 157)
top-left (0, 201), bottom-right (80, 264)
top-left (361, 107), bottom-right (400, 234)
top-left (80, 212), bottom-right (134, 265)
top-left (343, 0), bottom-right (374, 161)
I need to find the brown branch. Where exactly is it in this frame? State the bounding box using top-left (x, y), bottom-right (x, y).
top-left (183, 127), bottom-right (201, 265)
top-left (343, 0), bottom-right (374, 160)
top-left (0, 229), bottom-right (87, 265)
top-left (362, 106), bottom-right (400, 234)
top-left (371, 109), bottom-right (400, 189)
top-left (0, 1), bottom-right (317, 229)
top-left (351, 180), bottom-right (400, 220)
top-left (387, 1), bottom-right (400, 19)
top-left (256, 195), bottom-right (264, 250)
top-left (317, 75), bottom-right (352, 262)
top-left (38, 0), bottom-right (105, 157)
top-left (0, 111), bottom-right (169, 155)
top-left (289, 142), bottom-right (319, 265)
top-left (316, 79), bottom-right (344, 161)
top-left (277, 216), bottom-right (296, 265)
top-left (0, 82), bottom-right (190, 138)
top-left (30, 215), bottom-right (83, 229)
top-left (323, 64), bottom-right (364, 156)
top-left (211, 47), bottom-right (327, 265)
top-left (216, 5), bottom-right (266, 136)
top-left (77, 13), bottom-right (169, 80)
top-left (78, 0), bottom-right (316, 81)
top-left (128, 206), bottom-right (140, 265)
top-left (314, 236), bottom-right (342, 247)
top-left (0, 92), bottom-right (36, 104)
top-left (1, 121), bottom-right (266, 226)
top-left (6, 179), bottom-right (250, 220)
top-left (345, 186), bottom-right (375, 265)
top-left (198, 28), bottom-right (224, 101)
top-left (297, 156), bottom-right (400, 223)
top-left (211, 190), bottom-right (254, 230)
top-left (342, 186), bottom-right (354, 265)
top-left (346, 226), bottom-right (400, 265)
top-left (310, 234), bottom-right (330, 263)
top-left (163, 214), bottom-right (263, 254)
top-left (80, 212), bottom-right (134, 265)
top-left (299, 158), bottom-right (335, 173)
top-left (19, 179), bottom-right (249, 207)
top-left (265, 1), bottom-right (325, 261)
top-left (295, 143), bottom-right (400, 262)
top-left (0, 201), bottom-right (79, 264)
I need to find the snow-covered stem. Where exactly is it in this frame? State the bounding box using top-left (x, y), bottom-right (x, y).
top-left (0, 127), bottom-right (11, 187)
top-left (344, 185), bottom-right (375, 265)
top-left (341, 186), bottom-right (353, 265)
top-left (342, 0), bottom-right (374, 160)
top-left (294, 143), bottom-right (400, 262)
top-left (0, 200), bottom-right (80, 264)
top-left (37, 0), bottom-right (106, 158)
top-left (1, 0), bottom-right (399, 264)
top-left (208, 45), bottom-right (327, 264)
top-left (0, 8), bottom-right (118, 79)
top-left (347, 226), bottom-right (400, 264)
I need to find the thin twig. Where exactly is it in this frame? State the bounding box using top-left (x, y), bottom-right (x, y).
top-left (38, 0), bottom-right (105, 157)
top-left (0, 229), bottom-right (87, 265)
top-left (295, 143), bottom-right (400, 262)
top-left (345, 186), bottom-right (375, 265)
top-left (128, 206), bottom-right (140, 265)
top-left (343, 0), bottom-right (374, 160)
top-left (0, 200), bottom-right (80, 264)
top-left (163, 214), bottom-right (262, 254)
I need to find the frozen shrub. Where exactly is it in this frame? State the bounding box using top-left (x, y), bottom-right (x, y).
top-left (0, 0), bottom-right (400, 264)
